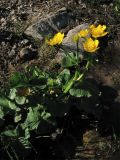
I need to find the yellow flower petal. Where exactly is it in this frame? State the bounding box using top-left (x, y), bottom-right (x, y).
top-left (83, 38), bottom-right (99, 53)
top-left (47, 32), bottom-right (64, 46)
top-left (89, 24), bottom-right (95, 29)
top-left (102, 25), bottom-right (106, 30)
top-left (101, 32), bottom-right (108, 37)
top-left (79, 29), bottom-right (89, 38)
top-left (90, 24), bottom-right (108, 38)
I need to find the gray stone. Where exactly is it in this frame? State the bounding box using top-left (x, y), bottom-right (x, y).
top-left (25, 8), bottom-right (75, 40)
top-left (9, 44), bottom-right (17, 57)
top-left (62, 23), bottom-right (89, 52)
top-left (20, 39), bottom-right (29, 45)
top-left (19, 48), bottom-right (38, 61)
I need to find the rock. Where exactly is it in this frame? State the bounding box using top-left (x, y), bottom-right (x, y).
top-left (20, 39), bottom-right (29, 45)
top-left (24, 7), bottom-right (75, 40)
top-left (19, 48), bottom-right (38, 61)
top-left (9, 44), bottom-right (17, 57)
top-left (62, 23), bottom-right (89, 52)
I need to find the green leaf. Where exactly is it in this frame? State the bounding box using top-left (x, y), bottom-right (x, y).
top-left (63, 77), bottom-right (74, 93)
top-left (61, 52), bottom-right (77, 68)
top-left (0, 96), bottom-right (17, 111)
top-left (63, 71), bottom-right (81, 93)
top-left (25, 106), bottom-right (41, 130)
top-left (10, 72), bottom-right (28, 88)
top-left (0, 107), bottom-right (5, 126)
top-left (14, 113), bottom-right (22, 123)
top-left (1, 129), bottom-right (18, 137)
top-left (69, 89), bottom-right (91, 98)
top-left (0, 107), bottom-right (4, 119)
top-left (15, 96), bottom-right (26, 105)
top-left (9, 88), bottom-right (17, 100)
top-left (28, 66), bottom-right (48, 80)
top-left (9, 101), bottom-right (17, 110)
top-left (0, 96), bottom-right (17, 126)
top-left (47, 78), bottom-right (60, 88)
top-left (58, 69), bottom-right (70, 84)
top-left (23, 105), bottom-right (55, 133)
top-left (33, 67), bottom-right (47, 78)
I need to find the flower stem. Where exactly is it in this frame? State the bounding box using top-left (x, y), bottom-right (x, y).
top-left (63, 71), bottom-right (78, 94)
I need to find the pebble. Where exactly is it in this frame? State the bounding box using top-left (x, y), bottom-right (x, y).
top-left (20, 39), bottom-right (29, 45)
top-left (9, 44), bottom-right (17, 57)
top-left (19, 47), bottom-right (38, 61)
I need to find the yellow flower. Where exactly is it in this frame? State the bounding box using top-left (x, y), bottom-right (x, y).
top-left (78, 29), bottom-right (89, 38)
top-left (47, 32), bottom-right (64, 46)
top-left (90, 24), bottom-right (108, 38)
top-left (83, 38), bottom-right (99, 53)
top-left (73, 29), bottom-right (89, 43)
top-left (89, 24), bottom-right (95, 29)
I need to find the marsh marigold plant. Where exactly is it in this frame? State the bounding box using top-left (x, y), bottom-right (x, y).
top-left (0, 22), bottom-right (109, 159)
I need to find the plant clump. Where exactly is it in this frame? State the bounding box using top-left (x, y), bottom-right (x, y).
top-left (0, 23), bottom-right (109, 159)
